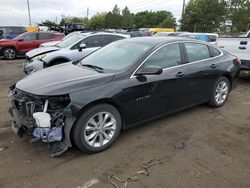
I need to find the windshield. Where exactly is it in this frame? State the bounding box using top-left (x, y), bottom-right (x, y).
top-left (80, 40), bottom-right (152, 72)
top-left (57, 35), bottom-right (83, 48)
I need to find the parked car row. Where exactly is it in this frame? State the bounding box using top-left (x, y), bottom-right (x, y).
top-left (9, 36), bottom-right (240, 156)
top-left (23, 32), bottom-right (129, 74)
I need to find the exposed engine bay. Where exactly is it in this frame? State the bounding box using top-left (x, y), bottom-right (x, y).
top-left (9, 86), bottom-right (75, 157)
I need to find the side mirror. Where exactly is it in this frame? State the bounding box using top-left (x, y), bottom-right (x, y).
top-left (18, 39), bottom-right (24, 42)
top-left (78, 43), bottom-right (86, 51)
top-left (136, 65), bottom-right (163, 76)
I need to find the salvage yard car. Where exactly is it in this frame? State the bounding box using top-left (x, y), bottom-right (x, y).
top-left (0, 31), bottom-right (64, 59)
top-left (217, 30), bottom-right (250, 77)
top-left (23, 32), bottom-right (129, 74)
top-left (9, 37), bottom-right (240, 157)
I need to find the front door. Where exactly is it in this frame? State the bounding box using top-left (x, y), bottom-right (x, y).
top-left (17, 32), bottom-right (37, 53)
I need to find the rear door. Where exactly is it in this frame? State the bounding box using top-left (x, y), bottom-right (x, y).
top-left (181, 42), bottom-right (222, 101)
top-left (17, 32), bottom-right (37, 53)
top-left (36, 33), bottom-right (56, 47)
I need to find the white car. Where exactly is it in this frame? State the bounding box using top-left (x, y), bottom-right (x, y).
top-left (39, 31), bottom-right (83, 47)
top-left (24, 32), bottom-right (129, 74)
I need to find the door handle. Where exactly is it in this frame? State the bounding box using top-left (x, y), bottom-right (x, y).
top-left (240, 41), bottom-right (247, 45)
top-left (210, 64), bottom-right (218, 69)
top-left (176, 72), bottom-right (185, 78)
top-left (239, 46), bottom-right (246, 50)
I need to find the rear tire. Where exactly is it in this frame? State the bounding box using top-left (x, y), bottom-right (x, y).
top-left (72, 104), bottom-right (122, 153)
top-left (3, 48), bottom-right (17, 60)
top-left (209, 77), bottom-right (230, 108)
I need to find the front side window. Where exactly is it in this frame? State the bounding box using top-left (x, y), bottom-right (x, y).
top-left (102, 35), bottom-right (124, 46)
top-left (20, 33), bottom-right (36, 41)
top-left (83, 35), bottom-right (103, 48)
top-left (144, 43), bottom-right (181, 69)
top-left (57, 35), bottom-right (83, 48)
top-left (185, 43), bottom-right (210, 62)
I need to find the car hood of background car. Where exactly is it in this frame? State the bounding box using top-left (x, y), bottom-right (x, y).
top-left (16, 62), bottom-right (115, 96)
top-left (26, 46), bottom-right (60, 58)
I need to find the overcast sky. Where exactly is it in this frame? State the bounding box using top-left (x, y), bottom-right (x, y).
top-left (0, 0), bottom-right (188, 26)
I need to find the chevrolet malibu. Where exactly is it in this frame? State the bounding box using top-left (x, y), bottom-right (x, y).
top-left (9, 37), bottom-right (240, 157)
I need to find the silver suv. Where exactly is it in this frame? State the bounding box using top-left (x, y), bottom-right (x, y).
top-left (23, 32), bottom-right (129, 74)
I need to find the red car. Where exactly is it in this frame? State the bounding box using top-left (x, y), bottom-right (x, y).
top-left (0, 31), bottom-right (64, 60)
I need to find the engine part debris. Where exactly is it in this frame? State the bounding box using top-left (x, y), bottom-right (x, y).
top-left (107, 159), bottom-right (163, 188)
top-left (77, 178), bottom-right (99, 188)
top-left (50, 140), bottom-right (69, 157)
top-left (0, 145), bottom-right (8, 151)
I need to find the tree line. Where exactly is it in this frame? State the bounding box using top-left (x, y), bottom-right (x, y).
top-left (40, 0), bottom-right (250, 34)
top-left (181, 0), bottom-right (250, 33)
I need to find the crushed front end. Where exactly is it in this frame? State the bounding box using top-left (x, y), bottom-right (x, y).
top-left (9, 85), bottom-right (76, 157)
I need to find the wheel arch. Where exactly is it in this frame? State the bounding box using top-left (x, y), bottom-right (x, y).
top-left (75, 99), bottom-right (126, 129)
top-left (222, 73), bottom-right (232, 90)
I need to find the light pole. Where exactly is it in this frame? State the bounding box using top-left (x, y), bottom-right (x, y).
top-left (27, 0), bottom-right (31, 26)
top-left (182, 0), bottom-right (186, 18)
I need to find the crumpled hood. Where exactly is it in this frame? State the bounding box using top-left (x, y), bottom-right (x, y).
top-left (16, 62), bottom-right (114, 96)
top-left (40, 41), bottom-right (60, 47)
top-left (26, 46), bottom-right (60, 58)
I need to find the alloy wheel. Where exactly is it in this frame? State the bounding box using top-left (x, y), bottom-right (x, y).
top-left (84, 112), bottom-right (117, 148)
top-left (4, 49), bottom-right (16, 59)
top-left (214, 80), bottom-right (229, 105)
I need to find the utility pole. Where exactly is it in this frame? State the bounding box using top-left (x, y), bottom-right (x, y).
top-left (87, 7), bottom-right (89, 20)
top-left (182, 0), bottom-right (186, 18)
top-left (27, 0), bottom-right (31, 26)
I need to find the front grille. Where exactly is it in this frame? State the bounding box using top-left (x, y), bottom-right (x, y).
top-left (11, 89), bottom-right (43, 118)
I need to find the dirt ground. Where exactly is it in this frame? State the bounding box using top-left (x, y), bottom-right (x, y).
top-left (0, 58), bottom-right (250, 188)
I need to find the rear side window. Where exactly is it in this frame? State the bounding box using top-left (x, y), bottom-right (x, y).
top-left (38, 33), bottom-right (54, 39)
top-left (207, 35), bottom-right (217, 42)
top-left (185, 43), bottom-right (210, 62)
top-left (209, 46), bottom-right (221, 57)
top-left (144, 43), bottom-right (181, 69)
top-left (20, 33), bottom-right (36, 41)
top-left (83, 35), bottom-right (103, 48)
top-left (102, 35), bottom-right (124, 46)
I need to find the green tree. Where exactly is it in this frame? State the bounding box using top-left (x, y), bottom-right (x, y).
top-left (104, 5), bottom-right (122, 28)
top-left (225, 0), bottom-right (250, 32)
top-left (89, 13), bottom-right (106, 29)
top-left (121, 6), bottom-right (134, 28)
top-left (180, 0), bottom-right (226, 32)
top-left (134, 11), bottom-right (176, 28)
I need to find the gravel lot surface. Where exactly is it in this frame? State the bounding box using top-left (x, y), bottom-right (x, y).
top-left (0, 59), bottom-right (250, 188)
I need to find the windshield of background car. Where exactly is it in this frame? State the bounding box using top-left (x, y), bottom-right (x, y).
top-left (80, 40), bottom-right (152, 72)
top-left (0, 27), bottom-right (26, 35)
top-left (57, 35), bottom-right (84, 48)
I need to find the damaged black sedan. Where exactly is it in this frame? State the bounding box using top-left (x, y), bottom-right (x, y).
top-left (9, 37), bottom-right (240, 156)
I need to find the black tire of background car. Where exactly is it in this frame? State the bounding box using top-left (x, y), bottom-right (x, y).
top-left (3, 48), bottom-right (17, 60)
top-left (209, 76), bottom-right (230, 108)
top-left (72, 104), bottom-right (122, 153)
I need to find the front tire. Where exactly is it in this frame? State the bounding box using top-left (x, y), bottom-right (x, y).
top-left (3, 48), bottom-right (17, 60)
top-left (209, 77), bottom-right (230, 108)
top-left (72, 104), bottom-right (122, 153)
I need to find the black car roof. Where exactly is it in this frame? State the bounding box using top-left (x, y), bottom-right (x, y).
top-left (123, 36), bottom-right (198, 46)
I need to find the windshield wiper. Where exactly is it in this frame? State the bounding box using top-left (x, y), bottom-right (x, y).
top-left (81, 64), bottom-right (104, 73)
